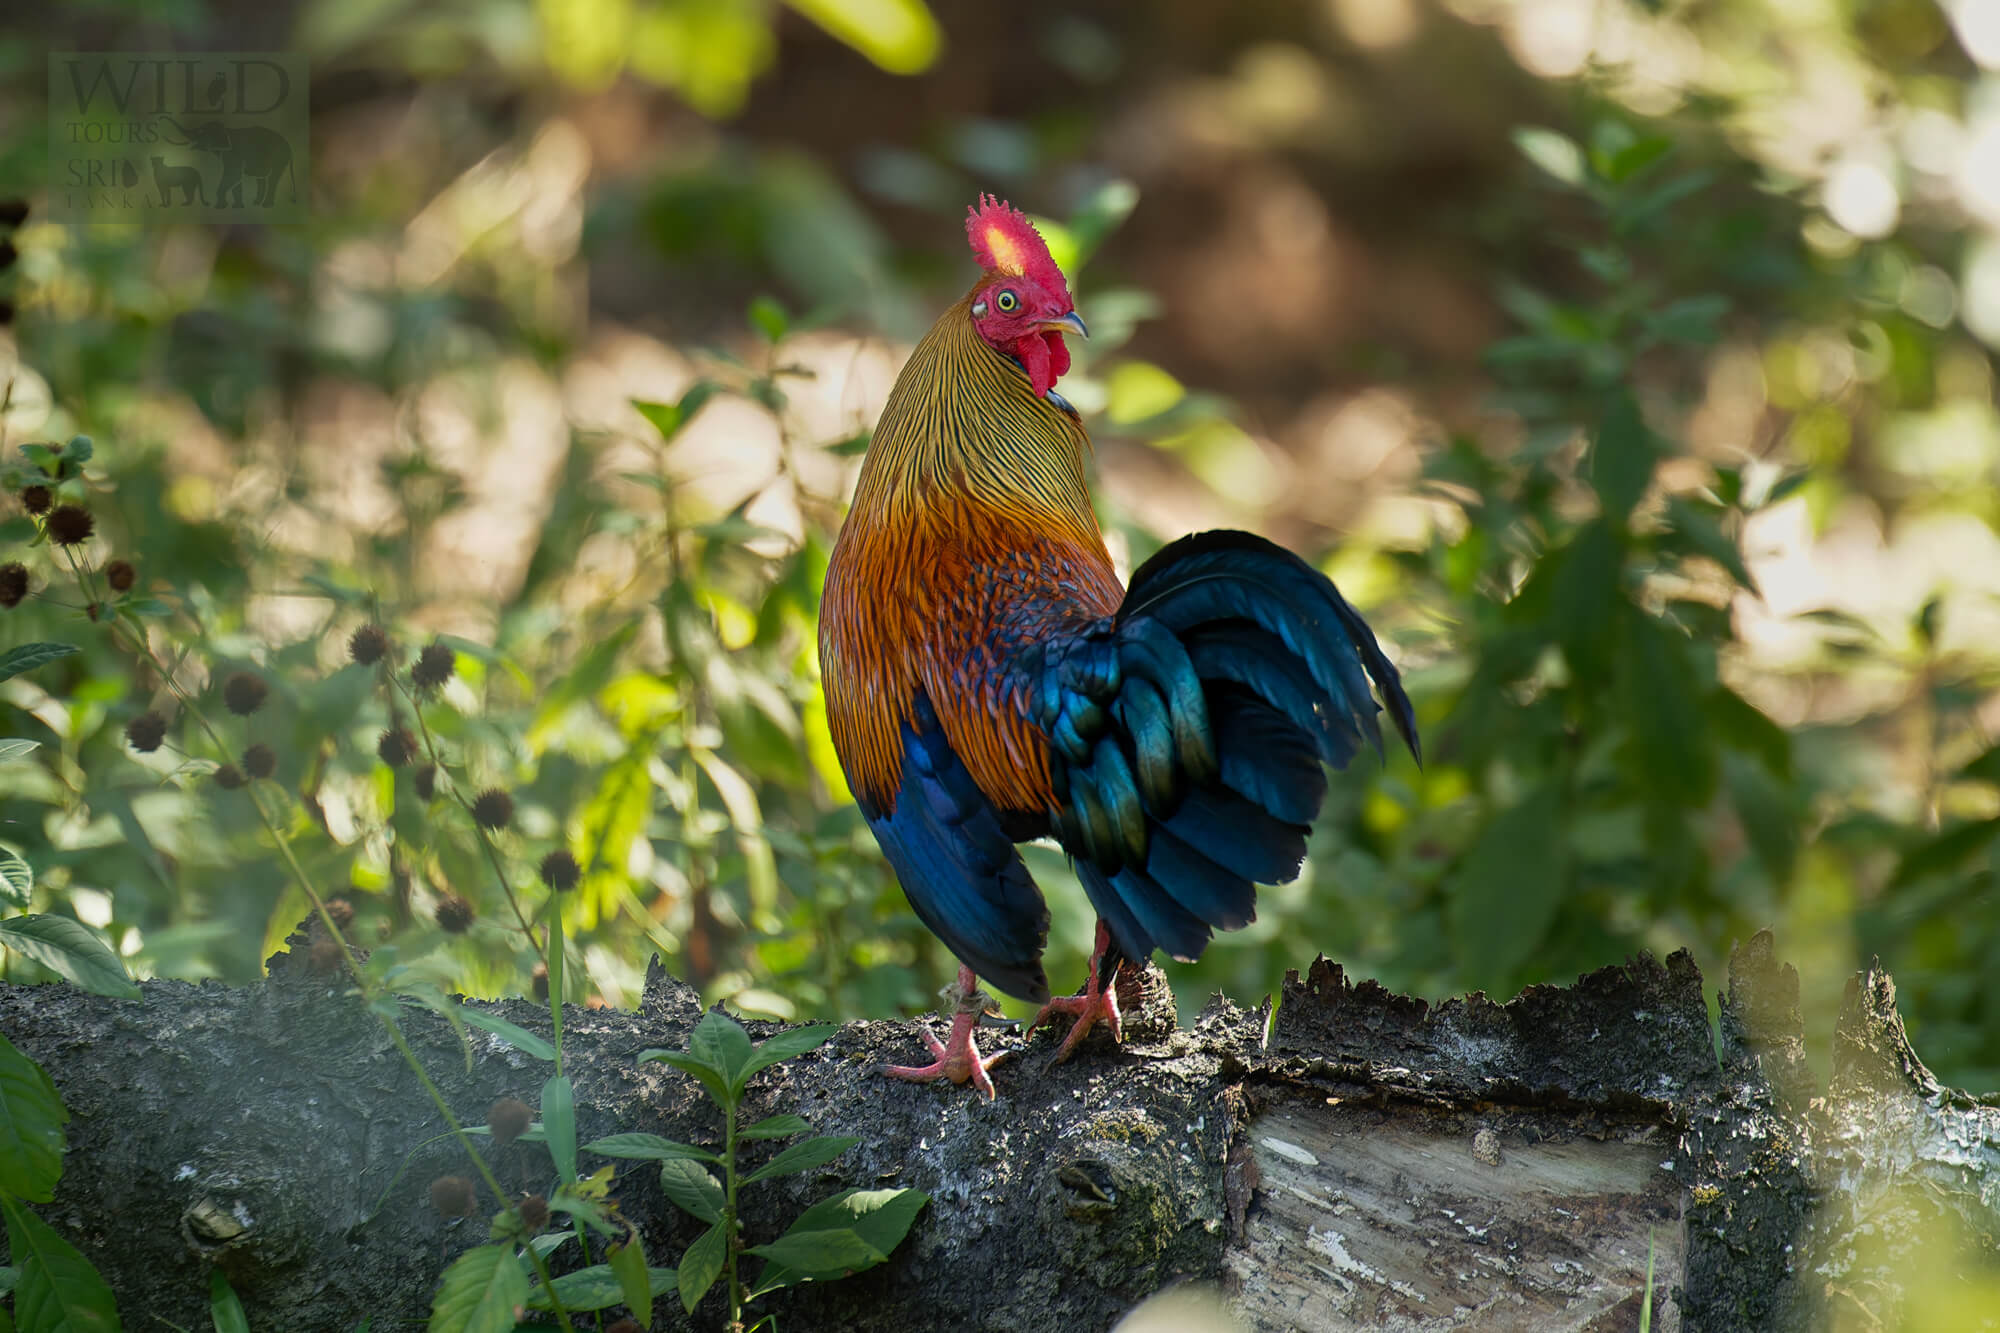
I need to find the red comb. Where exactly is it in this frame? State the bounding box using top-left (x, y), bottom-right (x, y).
top-left (965, 194), bottom-right (1069, 300)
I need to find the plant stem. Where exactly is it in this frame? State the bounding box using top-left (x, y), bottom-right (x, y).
top-left (725, 1094), bottom-right (743, 1333)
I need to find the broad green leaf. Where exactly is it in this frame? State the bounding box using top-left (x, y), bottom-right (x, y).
top-left (1960, 744), bottom-right (2000, 786)
top-left (632, 382), bottom-right (716, 446)
top-left (748, 1188), bottom-right (928, 1291)
top-left (738, 1113), bottom-right (810, 1142)
top-left (1615, 611), bottom-right (1716, 808)
top-left (1592, 391), bottom-right (1655, 522)
top-left (0, 644), bottom-right (80, 685)
top-left (63, 436), bottom-right (93, 466)
top-left (784, 0), bottom-right (941, 74)
top-left (824, 430), bottom-right (872, 456)
top-left (209, 1270), bottom-right (248, 1333)
top-left (744, 1135), bottom-right (857, 1185)
top-left (0, 916), bottom-right (141, 1000)
top-left (738, 1023), bottom-right (838, 1087)
top-left (524, 1263), bottom-right (677, 1313)
top-left (0, 1033), bottom-right (68, 1201)
top-left (1663, 496), bottom-right (1756, 593)
top-left (688, 1011), bottom-right (755, 1100)
top-left (457, 1007), bottom-right (555, 1062)
top-left (0, 1193), bottom-right (120, 1333)
top-left (640, 1050), bottom-right (731, 1107)
top-left (427, 1244), bottom-right (529, 1333)
top-left (1446, 784), bottom-right (1566, 987)
top-left (1724, 753), bottom-right (1798, 884)
top-left (1546, 519), bottom-right (1621, 681)
top-left (583, 1133), bottom-right (720, 1165)
top-left (677, 1221), bottom-right (727, 1315)
top-left (541, 1074), bottom-right (577, 1184)
top-left (657, 1159), bottom-right (725, 1225)
top-left (607, 1236), bottom-right (652, 1328)
top-left (1647, 294), bottom-right (1730, 346)
top-left (1892, 818), bottom-right (2000, 888)
top-left (0, 851), bottom-right (30, 910)
top-left (0, 739), bottom-right (40, 762)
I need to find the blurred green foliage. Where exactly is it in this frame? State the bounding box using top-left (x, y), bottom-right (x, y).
top-left (2, 0), bottom-right (1998, 1105)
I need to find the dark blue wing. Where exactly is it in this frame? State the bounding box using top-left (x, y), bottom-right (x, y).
top-left (861, 692), bottom-right (1051, 1003)
top-left (1017, 529), bottom-right (1418, 975)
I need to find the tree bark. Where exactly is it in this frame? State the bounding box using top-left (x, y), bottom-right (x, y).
top-left (1, 930), bottom-right (1993, 1332)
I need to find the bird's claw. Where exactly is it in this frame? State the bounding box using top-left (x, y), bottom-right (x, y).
top-left (881, 1010), bottom-right (1012, 1101)
top-left (1028, 978), bottom-right (1123, 1067)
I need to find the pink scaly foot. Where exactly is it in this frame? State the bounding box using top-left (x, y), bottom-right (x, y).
top-left (881, 965), bottom-right (1012, 1100)
top-left (1028, 920), bottom-right (1123, 1065)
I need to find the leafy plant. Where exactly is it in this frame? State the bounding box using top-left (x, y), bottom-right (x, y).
top-left (583, 1009), bottom-right (928, 1330)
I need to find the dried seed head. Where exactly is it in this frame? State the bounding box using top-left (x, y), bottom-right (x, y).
top-left (538, 849), bottom-right (581, 892)
top-left (377, 727), bottom-right (418, 768)
top-left (307, 936), bottom-right (343, 975)
top-left (222, 671), bottom-right (269, 716)
top-left (428, 1175), bottom-right (476, 1218)
top-left (0, 562), bottom-right (26, 609)
top-left (531, 961), bottom-right (549, 1002)
top-left (212, 763), bottom-right (247, 790)
top-left (125, 711), bottom-right (167, 753)
top-left (411, 641), bottom-right (456, 690)
top-left (470, 788), bottom-right (514, 831)
top-left (488, 1097), bottom-right (533, 1147)
top-left (347, 624), bottom-right (390, 666)
top-left (19, 484), bottom-right (51, 515)
top-left (325, 897), bottom-right (356, 928)
top-left (85, 601), bottom-right (102, 622)
top-left (105, 559), bottom-right (135, 592)
top-left (435, 892), bottom-right (474, 934)
top-left (46, 504), bottom-right (93, 546)
top-left (517, 1193), bottom-right (550, 1233)
top-left (242, 742), bottom-right (277, 779)
top-left (412, 765), bottom-right (437, 801)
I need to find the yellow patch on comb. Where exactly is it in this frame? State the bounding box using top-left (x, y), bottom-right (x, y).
top-left (981, 223), bottom-right (1028, 276)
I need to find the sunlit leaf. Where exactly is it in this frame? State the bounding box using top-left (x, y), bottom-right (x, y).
top-left (583, 1133), bottom-right (720, 1165)
top-left (1512, 127), bottom-right (1584, 186)
top-left (658, 1159), bottom-right (725, 1224)
top-left (608, 1235), bottom-right (652, 1328)
top-left (1447, 784), bottom-right (1566, 987)
top-left (743, 1134), bottom-right (857, 1184)
top-left (209, 1269), bottom-right (249, 1333)
top-left (427, 1243), bottom-right (529, 1333)
top-left (0, 916), bottom-right (141, 1000)
top-left (524, 1262), bottom-right (677, 1313)
top-left (784, 0), bottom-right (940, 74)
top-left (746, 1187), bottom-right (929, 1290)
top-left (542, 1074), bottom-right (578, 1184)
top-left (0, 643), bottom-right (79, 684)
top-left (739, 1113), bottom-right (810, 1141)
top-left (0, 1194), bottom-right (118, 1333)
top-left (677, 1221), bottom-right (727, 1314)
top-left (0, 851), bottom-right (30, 910)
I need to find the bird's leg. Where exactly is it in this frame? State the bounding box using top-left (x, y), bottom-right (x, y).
top-left (880, 965), bottom-right (1012, 1100)
top-left (1028, 919), bottom-right (1123, 1064)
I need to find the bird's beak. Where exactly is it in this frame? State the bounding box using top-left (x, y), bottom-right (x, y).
top-left (1040, 311), bottom-right (1089, 341)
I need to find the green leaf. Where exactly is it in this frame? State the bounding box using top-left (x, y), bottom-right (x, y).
top-left (738, 1023), bottom-right (838, 1088)
top-left (689, 1011), bottom-right (755, 1101)
top-left (524, 1263), bottom-right (677, 1313)
top-left (427, 1244), bottom-right (529, 1333)
top-left (1647, 294), bottom-right (1730, 346)
top-left (1959, 744), bottom-right (2000, 786)
top-left (1892, 818), bottom-right (2000, 888)
top-left (1615, 611), bottom-right (1716, 808)
top-left (1663, 497), bottom-right (1757, 593)
top-left (744, 1135), bottom-right (857, 1185)
top-left (541, 1074), bottom-right (577, 1185)
top-left (607, 1236), bottom-right (652, 1329)
top-left (748, 295), bottom-right (790, 343)
top-left (748, 1188), bottom-right (928, 1292)
top-left (1724, 753), bottom-right (1798, 884)
top-left (1546, 519), bottom-right (1621, 681)
top-left (583, 1133), bottom-right (721, 1165)
top-left (1512, 127), bottom-right (1584, 186)
top-left (63, 437), bottom-right (93, 467)
top-left (1447, 784), bottom-right (1567, 988)
top-left (639, 1050), bottom-right (731, 1107)
top-left (1592, 391), bottom-right (1656, 522)
top-left (677, 1221), bottom-right (727, 1315)
top-left (739, 1113), bottom-right (811, 1142)
top-left (0, 851), bottom-right (30, 910)
top-left (824, 430), bottom-right (872, 457)
top-left (632, 382), bottom-right (717, 446)
top-left (208, 1270), bottom-right (248, 1333)
top-left (0, 1032), bottom-right (68, 1202)
top-left (0, 643), bottom-right (80, 685)
top-left (657, 1159), bottom-right (725, 1225)
top-left (0, 916), bottom-right (141, 1000)
top-left (456, 1007), bottom-right (555, 1062)
top-left (0, 1193), bottom-right (120, 1333)
top-left (0, 739), bottom-right (40, 762)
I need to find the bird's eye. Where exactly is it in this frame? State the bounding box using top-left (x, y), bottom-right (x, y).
top-left (995, 290), bottom-right (1019, 313)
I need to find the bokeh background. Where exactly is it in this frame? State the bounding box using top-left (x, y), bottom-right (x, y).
top-left (3, 0), bottom-right (1999, 1094)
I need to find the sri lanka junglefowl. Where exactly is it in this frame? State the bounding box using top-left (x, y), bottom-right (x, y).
top-left (819, 196), bottom-right (1419, 1098)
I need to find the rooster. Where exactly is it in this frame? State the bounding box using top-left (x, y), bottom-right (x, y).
top-left (819, 196), bottom-right (1419, 1097)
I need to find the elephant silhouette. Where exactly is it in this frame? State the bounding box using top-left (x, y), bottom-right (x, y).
top-left (151, 156), bottom-right (206, 207)
top-left (155, 116), bottom-right (296, 208)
